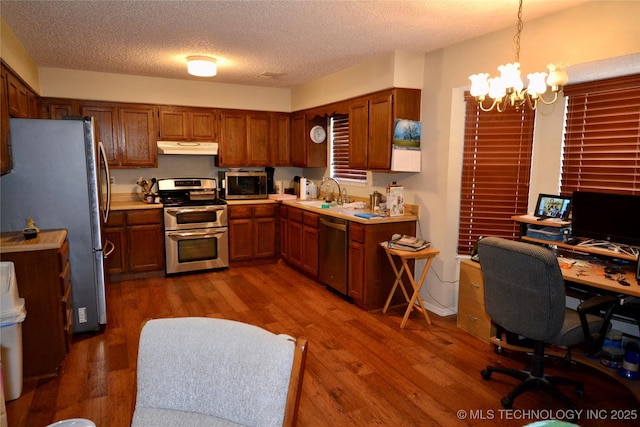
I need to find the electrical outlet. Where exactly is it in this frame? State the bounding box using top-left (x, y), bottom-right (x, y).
top-left (78, 307), bottom-right (87, 323)
top-left (110, 175), bottom-right (115, 184)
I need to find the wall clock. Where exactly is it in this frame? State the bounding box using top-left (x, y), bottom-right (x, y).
top-left (310, 125), bottom-right (327, 144)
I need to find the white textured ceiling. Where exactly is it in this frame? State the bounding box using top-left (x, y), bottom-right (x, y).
top-left (1, 0), bottom-right (590, 88)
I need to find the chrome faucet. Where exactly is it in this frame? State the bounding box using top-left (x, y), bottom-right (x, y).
top-left (341, 187), bottom-right (350, 204)
top-left (320, 177), bottom-right (342, 204)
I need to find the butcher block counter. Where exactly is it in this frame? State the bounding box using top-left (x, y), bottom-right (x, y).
top-left (0, 228), bottom-right (68, 253)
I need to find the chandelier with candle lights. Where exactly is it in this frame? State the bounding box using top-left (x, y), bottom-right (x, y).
top-left (468, 0), bottom-right (568, 112)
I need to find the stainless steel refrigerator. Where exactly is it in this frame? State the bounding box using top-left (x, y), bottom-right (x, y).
top-left (0, 117), bottom-right (111, 333)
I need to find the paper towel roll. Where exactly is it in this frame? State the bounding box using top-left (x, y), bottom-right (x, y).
top-left (299, 177), bottom-right (307, 200)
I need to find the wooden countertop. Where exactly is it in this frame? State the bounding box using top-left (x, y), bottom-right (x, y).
top-left (282, 200), bottom-right (417, 224)
top-left (111, 193), bottom-right (163, 210)
top-left (0, 229), bottom-right (67, 253)
top-left (109, 193), bottom-right (417, 225)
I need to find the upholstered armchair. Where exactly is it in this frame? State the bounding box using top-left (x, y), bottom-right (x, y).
top-left (131, 317), bottom-right (307, 427)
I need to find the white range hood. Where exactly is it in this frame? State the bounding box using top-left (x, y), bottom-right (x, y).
top-left (157, 141), bottom-right (218, 155)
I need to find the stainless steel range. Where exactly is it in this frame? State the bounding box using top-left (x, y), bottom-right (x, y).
top-left (158, 178), bottom-right (229, 274)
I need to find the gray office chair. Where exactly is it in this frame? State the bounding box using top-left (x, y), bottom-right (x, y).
top-left (477, 237), bottom-right (616, 409)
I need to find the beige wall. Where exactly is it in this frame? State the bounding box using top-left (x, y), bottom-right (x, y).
top-left (0, 18), bottom-right (40, 93)
top-left (416, 0), bottom-right (640, 314)
top-left (37, 67), bottom-right (292, 112)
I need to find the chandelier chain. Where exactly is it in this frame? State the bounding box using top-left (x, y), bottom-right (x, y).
top-left (513, 0), bottom-right (523, 63)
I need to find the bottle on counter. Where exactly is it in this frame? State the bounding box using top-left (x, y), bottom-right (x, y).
top-left (299, 177), bottom-right (307, 200)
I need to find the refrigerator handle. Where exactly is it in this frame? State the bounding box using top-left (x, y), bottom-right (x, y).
top-left (98, 141), bottom-right (111, 223)
top-left (103, 239), bottom-right (115, 259)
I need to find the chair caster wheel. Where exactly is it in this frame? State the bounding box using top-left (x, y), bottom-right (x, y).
top-left (481, 369), bottom-right (492, 380)
top-left (501, 396), bottom-right (513, 409)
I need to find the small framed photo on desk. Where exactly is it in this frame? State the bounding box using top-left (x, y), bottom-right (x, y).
top-left (534, 193), bottom-right (572, 220)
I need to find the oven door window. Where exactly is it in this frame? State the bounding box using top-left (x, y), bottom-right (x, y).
top-left (178, 237), bottom-right (218, 263)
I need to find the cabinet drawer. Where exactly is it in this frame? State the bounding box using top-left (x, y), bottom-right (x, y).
top-left (254, 204), bottom-right (276, 218)
top-left (349, 222), bottom-right (365, 243)
top-left (288, 207), bottom-right (303, 223)
top-left (303, 211), bottom-right (318, 228)
top-left (456, 304), bottom-right (494, 343)
top-left (106, 210), bottom-right (126, 226)
top-left (229, 205), bottom-right (253, 219)
top-left (126, 209), bottom-right (162, 225)
top-left (459, 275), bottom-right (485, 304)
top-left (58, 239), bottom-right (69, 271)
top-left (279, 205), bottom-right (288, 218)
top-left (61, 281), bottom-right (74, 345)
top-left (59, 261), bottom-right (71, 295)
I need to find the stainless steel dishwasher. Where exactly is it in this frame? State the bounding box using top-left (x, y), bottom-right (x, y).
top-left (319, 216), bottom-right (349, 295)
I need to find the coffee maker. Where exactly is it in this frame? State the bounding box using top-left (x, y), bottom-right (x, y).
top-left (265, 167), bottom-right (275, 194)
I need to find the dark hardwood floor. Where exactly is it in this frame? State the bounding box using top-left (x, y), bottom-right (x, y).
top-left (6, 261), bottom-right (638, 426)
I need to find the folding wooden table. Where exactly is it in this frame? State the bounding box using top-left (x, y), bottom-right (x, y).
top-left (382, 244), bottom-right (440, 328)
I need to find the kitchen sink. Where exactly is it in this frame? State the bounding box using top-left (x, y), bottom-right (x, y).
top-left (295, 200), bottom-right (336, 208)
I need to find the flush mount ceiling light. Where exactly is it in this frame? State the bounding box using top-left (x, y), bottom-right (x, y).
top-left (187, 56), bottom-right (217, 77)
top-left (469, 0), bottom-right (568, 112)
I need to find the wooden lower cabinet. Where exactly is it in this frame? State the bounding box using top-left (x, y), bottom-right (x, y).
top-left (284, 206), bottom-right (319, 278)
top-left (104, 209), bottom-right (164, 280)
top-left (457, 260), bottom-right (496, 343)
top-left (348, 221), bottom-right (416, 310)
top-left (0, 231), bottom-right (71, 378)
top-left (228, 203), bottom-right (278, 263)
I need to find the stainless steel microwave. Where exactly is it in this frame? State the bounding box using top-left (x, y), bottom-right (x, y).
top-left (219, 171), bottom-right (268, 200)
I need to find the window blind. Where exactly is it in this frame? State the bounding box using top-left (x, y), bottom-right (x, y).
top-left (458, 94), bottom-right (535, 255)
top-left (561, 74), bottom-right (640, 196)
top-left (331, 115), bottom-right (367, 181)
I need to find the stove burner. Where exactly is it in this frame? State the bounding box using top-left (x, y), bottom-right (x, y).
top-left (157, 177), bottom-right (224, 207)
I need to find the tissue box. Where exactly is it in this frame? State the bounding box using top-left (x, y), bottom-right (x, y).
top-left (386, 184), bottom-right (404, 216)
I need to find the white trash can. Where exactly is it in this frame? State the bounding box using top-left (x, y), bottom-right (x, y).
top-left (0, 262), bottom-right (27, 401)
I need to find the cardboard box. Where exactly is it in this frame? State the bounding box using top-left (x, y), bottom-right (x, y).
top-left (386, 184), bottom-right (404, 216)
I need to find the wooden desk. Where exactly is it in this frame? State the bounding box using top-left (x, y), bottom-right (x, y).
top-left (381, 245), bottom-right (439, 328)
top-left (559, 256), bottom-right (639, 297)
top-left (511, 214), bottom-right (639, 297)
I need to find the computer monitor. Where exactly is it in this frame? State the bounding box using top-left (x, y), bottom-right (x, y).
top-left (571, 191), bottom-right (640, 247)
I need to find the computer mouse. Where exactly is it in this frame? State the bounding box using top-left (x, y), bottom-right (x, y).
top-left (604, 266), bottom-right (619, 275)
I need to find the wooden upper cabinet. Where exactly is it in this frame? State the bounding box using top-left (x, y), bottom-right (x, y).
top-left (290, 110), bottom-right (326, 168)
top-left (158, 108), bottom-right (189, 140)
top-left (41, 98), bottom-right (80, 119)
top-left (272, 113), bottom-right (291, 166)
top-left (2, 65), bottom-right (41, 175)
top-left (218, 110), bottom-right (247, 167)
top-left (348, 97), bottom-right (369, 169)
top-left (191, 109), bottom-right (218, 140)
top-left (246, 111), bottom-right (270, 165)
top-left (6, 73), bottom-right (29, 118)
top-left (1, 67), bottom-right (10, 175)
top-left (81, 104), bottom-right (120, 165)
top-left (118, 106), bottom-right (157, 168)
top-left (348, 88), bottom-right (421, 171)
top-left (290, 111), bottom-right (306, 167)
top-left (157, 107), bottom-right (218, 141)
top-left (368, 92), bottom-right (394, 170)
